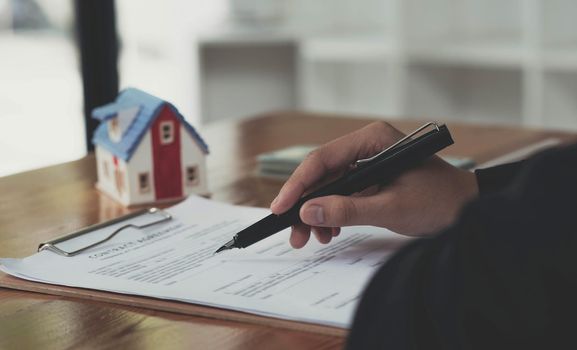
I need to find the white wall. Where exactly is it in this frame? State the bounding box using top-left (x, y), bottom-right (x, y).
top-left (126, 131), bottom-right (156, 205)
top-left (95, 146), bottom-right (130, 205)
top-left (180, 126), bottom-right (209, 196)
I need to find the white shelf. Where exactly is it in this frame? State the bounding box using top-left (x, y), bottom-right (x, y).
top-left (300, 37), bottom-right (394, 62)
top-left (406, 41), bottom-right (527, 68)
top-left (198, 26), bottom-right (299, 45)
top-left (299, 60), bottom-right (395, 116)
top-left (405, 64), bottom-right (523, 125)
top-left (542, 47), bottom-right (577, 71)
top-left (196, 0), bottom-right (577, 129)
top-left (541, 71), bottom-right (577, 130)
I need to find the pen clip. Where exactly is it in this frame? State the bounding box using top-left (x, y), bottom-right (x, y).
top-left (355, 122), bottom-right (441, 166)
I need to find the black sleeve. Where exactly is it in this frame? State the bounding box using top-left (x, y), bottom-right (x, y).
top-left (474, 161), bottom-right (525, 195)
top-left (347, 144), bottom-right (577, 350)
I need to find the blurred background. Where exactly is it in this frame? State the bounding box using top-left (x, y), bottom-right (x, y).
top-left (2, 0), bottom-right (577, 176)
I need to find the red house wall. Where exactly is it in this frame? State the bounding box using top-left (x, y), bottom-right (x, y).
top-left (151, 105), bottom-right (182, 200)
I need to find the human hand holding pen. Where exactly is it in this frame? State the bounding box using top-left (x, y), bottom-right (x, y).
top-left (270, 121), bottom-right (479, 248)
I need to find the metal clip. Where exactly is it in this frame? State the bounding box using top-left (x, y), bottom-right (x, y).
top-left (355, 122), bottom-right (441, 166)
top-left (38, 208), bottom-right (173, 257)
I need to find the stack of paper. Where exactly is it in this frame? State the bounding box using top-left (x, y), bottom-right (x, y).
top-left (0, 196), bottom-right (407, 328)
top-left (258, 144), bottom-right (475, 178)
top-left (257, 145), bottom-right (317, 178)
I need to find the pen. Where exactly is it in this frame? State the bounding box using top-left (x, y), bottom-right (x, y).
top-left (215, 122), bottom-right (454, 254)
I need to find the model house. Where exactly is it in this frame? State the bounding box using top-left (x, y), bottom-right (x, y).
top-left (92, 88), bottom-right (209, 206)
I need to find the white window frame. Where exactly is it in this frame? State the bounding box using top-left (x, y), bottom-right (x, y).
top-left (159, 121), bottom-right (174, 145)
top-left (138, 172), bottom-right (151, 193)
top-left (185, 165), bottom-right (199, 186)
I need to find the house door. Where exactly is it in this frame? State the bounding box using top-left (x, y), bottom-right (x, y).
top-left (151, 106), bottom-right (183, 200)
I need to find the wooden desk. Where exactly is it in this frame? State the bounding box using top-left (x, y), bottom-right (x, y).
top-left (1, 112), bottom-right (576, 349)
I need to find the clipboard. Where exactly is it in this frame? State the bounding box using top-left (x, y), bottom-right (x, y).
top-left (0, 273), bottom-right (347, 336)
top-left (0, 208), bottom-right (351, 336)
top-left (38, 208), bottom-right (172, 257)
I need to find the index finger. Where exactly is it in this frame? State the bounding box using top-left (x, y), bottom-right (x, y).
top-left (270, 121), bottom-right (403, 214)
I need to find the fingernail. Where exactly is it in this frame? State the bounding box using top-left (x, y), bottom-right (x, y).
top-left (304, 205), bottom-right (324, 225)
top-left (332, 227), bottom-right (340, 236)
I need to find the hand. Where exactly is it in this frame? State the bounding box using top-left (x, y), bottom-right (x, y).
top-left (270, 121), bottom-right (479, 248)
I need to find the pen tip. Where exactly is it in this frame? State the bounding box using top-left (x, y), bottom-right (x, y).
top-left (213, 245), bottom-right (229, 255)
top-left (214, 238), bottom-right (236, 255)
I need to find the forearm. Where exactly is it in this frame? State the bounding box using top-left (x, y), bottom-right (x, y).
top-left (348, 144), bottom-right (577, 349)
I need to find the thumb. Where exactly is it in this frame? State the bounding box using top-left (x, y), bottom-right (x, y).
top-left (299, 195), bottom-right (385, 227)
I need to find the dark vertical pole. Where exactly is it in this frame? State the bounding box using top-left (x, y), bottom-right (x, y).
top-left (75, 0), bottom-right (119, 152)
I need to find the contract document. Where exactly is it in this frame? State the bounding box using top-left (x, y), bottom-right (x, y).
top-left (0, 196), bottom-right (406, 328)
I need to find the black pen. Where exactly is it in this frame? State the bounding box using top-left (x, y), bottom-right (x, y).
top-left (214, 122), bottom-right (453, 254)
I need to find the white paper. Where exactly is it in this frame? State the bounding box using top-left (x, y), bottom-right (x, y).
top-left (0, 196), bottom-right (404, 328)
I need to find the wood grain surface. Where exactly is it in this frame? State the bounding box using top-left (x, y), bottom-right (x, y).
top-left (1, 112), bottom-right (576, 349)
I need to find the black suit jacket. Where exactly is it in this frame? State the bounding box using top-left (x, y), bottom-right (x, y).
top-left (347, 143), bottom-right (577, 350)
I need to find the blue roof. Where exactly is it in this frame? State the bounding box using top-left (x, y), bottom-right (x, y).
top-left (92, 88), bottom-right (209, 161)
